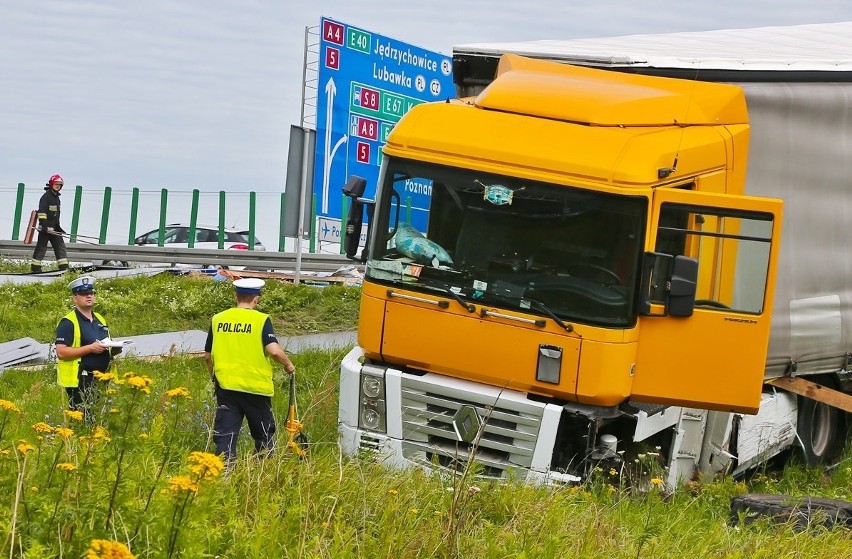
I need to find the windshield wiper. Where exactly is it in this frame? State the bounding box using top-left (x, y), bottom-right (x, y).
top-left (526, 298), bottom-right (574, 332)
top-left (424, 280), bottom-right (476, 313)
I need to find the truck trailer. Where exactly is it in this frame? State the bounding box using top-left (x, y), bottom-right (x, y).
top-left (338, 22), bottom-right (852, 487)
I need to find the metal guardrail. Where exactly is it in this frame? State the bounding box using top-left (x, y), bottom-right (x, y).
top-left (0, 240), bottom-right (357, 272)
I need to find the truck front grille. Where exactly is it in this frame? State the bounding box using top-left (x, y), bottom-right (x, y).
top-left (398, 374), bottom-right (546, 480)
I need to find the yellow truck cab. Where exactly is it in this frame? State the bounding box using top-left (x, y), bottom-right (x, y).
top-left (339, 23), bottom-right (851, 485)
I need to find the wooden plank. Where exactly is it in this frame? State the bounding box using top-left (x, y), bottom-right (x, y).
top-left (211, 268), bottom-right (360, 285)
top-left (766, 376), bottom-right (852, 413)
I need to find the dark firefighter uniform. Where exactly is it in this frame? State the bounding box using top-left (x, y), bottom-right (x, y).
top-left (31, 175), bottom-right (68, 272)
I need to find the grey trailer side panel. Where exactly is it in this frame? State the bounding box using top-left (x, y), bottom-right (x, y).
top-left (741, 83), bottom-right (852, 377)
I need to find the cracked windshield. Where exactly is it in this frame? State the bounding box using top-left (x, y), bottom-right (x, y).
top-left (366, 159), bottom-right (647, 327)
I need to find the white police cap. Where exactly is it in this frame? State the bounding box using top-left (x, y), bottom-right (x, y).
top-left (68, 275), bottom-right (96, 294)
top-left (233, 278), bottom-right (265, 295)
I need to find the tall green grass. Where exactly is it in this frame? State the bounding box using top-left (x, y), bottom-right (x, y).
top-left (0, 274), bottom-right (850, 557)
top-left (0, 272), bottom-right (361, 340)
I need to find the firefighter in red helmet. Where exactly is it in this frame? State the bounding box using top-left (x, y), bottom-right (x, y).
top-left (31, 174), bottom-right (69, 273)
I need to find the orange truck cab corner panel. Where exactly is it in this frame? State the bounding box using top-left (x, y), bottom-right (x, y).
top-left (357, 285), bottom-right (386, 360)
top-left (574, 339), bottom-right (638, 407)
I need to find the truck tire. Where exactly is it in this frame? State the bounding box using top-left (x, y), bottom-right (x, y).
top-left (796, 376), bottom-right (845, 467)
top-left (730, 493), bottom-right (852, 530)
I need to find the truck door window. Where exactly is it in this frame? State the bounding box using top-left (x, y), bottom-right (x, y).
top-left (655, 203), bottom-right (773, 314)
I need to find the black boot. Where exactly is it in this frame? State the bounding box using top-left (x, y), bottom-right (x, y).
top-left (58, 264), bottom-right (68, 271)
top-left (30, 264), bottom-right (42, 273)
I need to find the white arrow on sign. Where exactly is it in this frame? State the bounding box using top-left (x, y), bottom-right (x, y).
top-left (322, 77), bottom-right (349, 214)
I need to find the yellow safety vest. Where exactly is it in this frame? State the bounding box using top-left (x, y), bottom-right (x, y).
top-left (56, 310), bottom-right (108, 388)
top-left (211, 307), bottom-right (274, 396)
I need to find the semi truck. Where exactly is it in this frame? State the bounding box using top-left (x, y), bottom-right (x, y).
top-left (337, 22), bottom-right (852, 487)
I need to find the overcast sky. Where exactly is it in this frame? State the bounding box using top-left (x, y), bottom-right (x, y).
top-left (1, 1), bottom-right (850, 243)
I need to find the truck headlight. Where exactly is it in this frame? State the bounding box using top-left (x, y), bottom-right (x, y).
top-left (359, 370), bottom-right (386, 433)
top-left (362, 375), bottom-right (382, 398)
top-left (361, 408), bottom-right (382, 430)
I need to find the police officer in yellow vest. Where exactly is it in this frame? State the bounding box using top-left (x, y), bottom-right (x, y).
top-left (55, 276), bottom-right (120, 417)
top-left (203, 278), bottom-right (296, 463)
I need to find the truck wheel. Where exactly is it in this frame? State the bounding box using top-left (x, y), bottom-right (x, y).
top-left (797, 386), bottom-right (843, 467)
top-left (730, 493), bottom-right (852, 529)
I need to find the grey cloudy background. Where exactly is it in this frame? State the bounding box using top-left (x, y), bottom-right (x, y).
top-left (1, 1), bottom-right (850, 244)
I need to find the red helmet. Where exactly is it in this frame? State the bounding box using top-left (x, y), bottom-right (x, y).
top-left (46, 174), bottom-right (64, 187)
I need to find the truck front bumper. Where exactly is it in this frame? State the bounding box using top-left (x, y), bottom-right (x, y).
top-left (338, 346), bottom-right (578, 483)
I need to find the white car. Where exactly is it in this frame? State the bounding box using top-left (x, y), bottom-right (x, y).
top-left (134, 224), bottom-right (266, 252)
top-left (96, 224), bottom-right (266, 268)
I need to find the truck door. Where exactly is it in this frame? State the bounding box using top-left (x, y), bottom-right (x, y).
top-left (633, 188), bottom-right (783, 414)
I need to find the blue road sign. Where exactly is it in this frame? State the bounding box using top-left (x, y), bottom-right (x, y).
top-left (314, 17), bottom-right (454, 231)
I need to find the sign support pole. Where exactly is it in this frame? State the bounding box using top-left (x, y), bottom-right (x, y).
top-left (294, 25), bottom-right (312, 285)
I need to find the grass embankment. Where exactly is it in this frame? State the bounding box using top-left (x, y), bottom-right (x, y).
top-left (0, 273), bottom-right (850, 558)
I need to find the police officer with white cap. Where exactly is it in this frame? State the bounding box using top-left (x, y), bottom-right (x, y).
top-left (203, 277), bottom-right (297, 463)
top-left (55, 275), bottom-right (120, 418)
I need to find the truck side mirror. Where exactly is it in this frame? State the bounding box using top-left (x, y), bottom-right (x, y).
top-left (342, 176), bottom-right (367, 198)
top-left (639, 253), bottom-right (698, 317)
top-left (344, 198), bottom-right (364, 260)
top-left (342, 176), bottom-right (371, 261)
top-left (668, 255), bottom-right (698, 317)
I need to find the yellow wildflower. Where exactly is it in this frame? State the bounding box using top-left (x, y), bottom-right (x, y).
top-left (609, 468), bottom-right (618, 476)
top-left (409, 508), bottom-right (419, 514)
top-left (433, 510), bottom-right (442, 517)
top-left (89, 426), bottom-right (111, 443)
top-left (650, 478), bottom-right (665, 488)
top-left (127, 375), bottom-right (153, 394)
top-left (187, 451), bottom-right (225, 480)
top-left (16, 441), bottom-right (35, 455)
top-left (165, 387), bottom-right (191, 399)
top-left (168, 475), bottom-right (199, 495)
top-left (55, 427), bottom-right (74, 439)
top-left (138, 433), bottom-right (149, 440)
top-left (0, 449), bottom-right (10, 456)
top-left (110, 408), bottom-right (120, 414)
top-left (94, 371), bottom-right (116, 382)
top-left (64, 410), bottom-right (84, 422)
top-left (0, 399), bottom-right (21, 413)
top-left (32, 422), bottom-right (54, 434)
top-left (0, 400), bottom-right (21, 413)
top-left (85, 538), bottom-right (136, 559)
top-left (57, 462), bottom-right (77, 472)
top-left (387, 488), bottom-right (399, 495)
